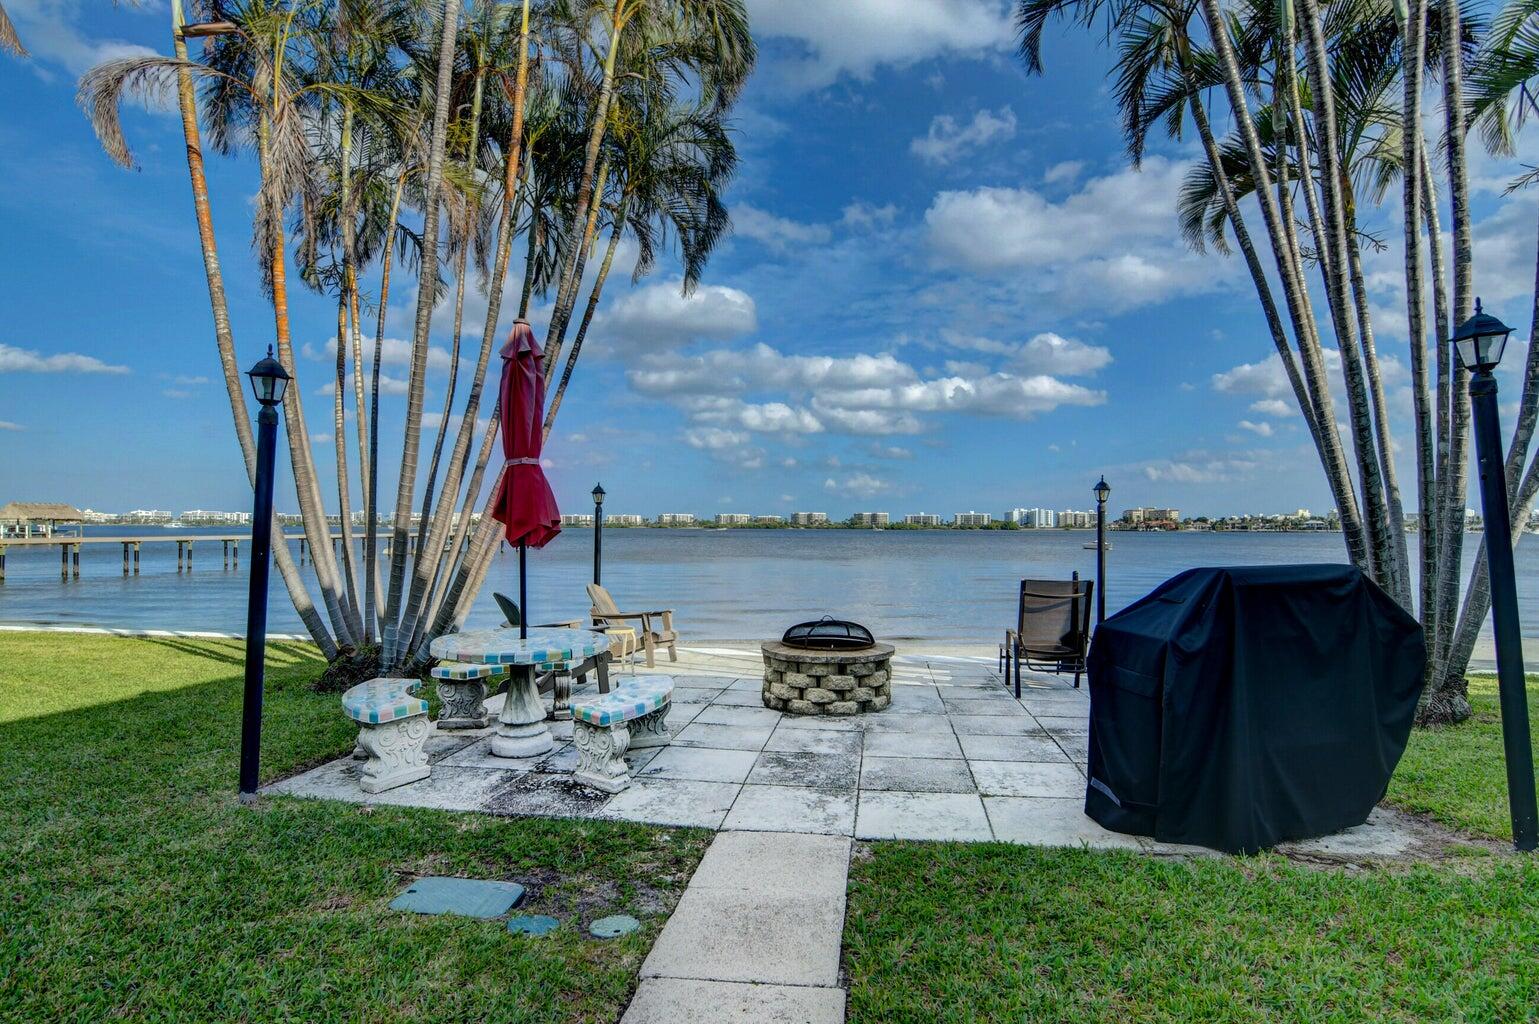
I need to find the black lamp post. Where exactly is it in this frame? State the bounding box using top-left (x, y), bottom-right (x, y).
top-left (592, 483), bottom-right (606, 585)
top-left (1093, 476), bottom-right (1111, 625)
top-left (1452, 298), bottom-right (1536, 851)
top-left (239, 347), bottom-right (290, 805)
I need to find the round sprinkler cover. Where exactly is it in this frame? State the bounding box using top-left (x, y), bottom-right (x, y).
top-left (589, 914), bottom-right (640, 938)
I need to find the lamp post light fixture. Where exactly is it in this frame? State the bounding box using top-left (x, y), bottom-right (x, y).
top-left (591, 483), bottom-right (606, 585)
top-left (1451, 298), bottom-right (1536, 851)
top-left (238, 347), bottom-right (289, 805)
top-left (1093, 475), bottom-right (1111, 625)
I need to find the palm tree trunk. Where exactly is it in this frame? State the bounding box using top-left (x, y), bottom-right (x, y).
top-left (168, 0), bottom-right (334, 656)
top-left (545, 160), bottom-right (610, 381)
top-left (1277, 61), bottom-right (1371, 559)
top-left (365, 169), bottom-right (408, 643)
top-left (401, 0), bottom-right (537, 661)
top-left (258, 106), bottom-right (356, 649)
top-left (411, 68), bottom-right (484, 571)
top-left (519, 198), bottom-right (542, 318)
top-left (1436, 209), bottom-right (1539, 709)
top-left (1196, 0), bottom-right (1369, 567)
top-left (544, 0), bottom-right (626, 373)
top-left (1398, 0), bottom-right (1436, 655)
top-left (1297, 0), bottom-right (1398, 595)
top-left (1430, 0), bottom-right (1476, 719)
top-left (340, 101), bottom-right (371, 612)
top-left (332, 296), bottom-right (362, 626)
top-left (545, 202), bottom-right (627, 437)
top-left (382, 0), bottom-right (465, 666)
top-left (1344, 193), bottom-right (1412, 606)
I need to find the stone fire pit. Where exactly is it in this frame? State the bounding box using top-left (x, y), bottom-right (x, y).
top-left (760, 640), bottom-right (895, 715)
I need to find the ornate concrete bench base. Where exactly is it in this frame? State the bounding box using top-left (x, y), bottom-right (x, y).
top-left (431, 662), bottom-right (503, 731)
top-left (570, 676), bottom-right (674, 794)
top-left (343, 678), bottom-right (432, 794)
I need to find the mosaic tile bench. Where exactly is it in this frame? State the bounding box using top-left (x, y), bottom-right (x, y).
top-left (569, 675), bottom-right (675, 793)
top-left (341, 678), bottom-right (431, 793)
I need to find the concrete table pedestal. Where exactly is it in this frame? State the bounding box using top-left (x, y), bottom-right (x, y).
top-left (429, 627), bottom-right (610, 760)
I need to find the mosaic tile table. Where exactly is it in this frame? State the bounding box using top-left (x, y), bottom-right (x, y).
top-left (429, 627), bottom-right (610, 758)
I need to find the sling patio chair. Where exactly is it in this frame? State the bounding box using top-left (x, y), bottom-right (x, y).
top-left (1003, 573), bottom-right (1093, 696)
top-left (587, 583), bottom-right (678, 668)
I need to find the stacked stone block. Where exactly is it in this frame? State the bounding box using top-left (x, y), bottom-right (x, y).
top-left (760, 641), bottom-right (895, 715)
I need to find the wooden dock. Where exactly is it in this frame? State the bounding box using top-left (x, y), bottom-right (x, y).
top-left (0, 531), bottom-right (461, 581)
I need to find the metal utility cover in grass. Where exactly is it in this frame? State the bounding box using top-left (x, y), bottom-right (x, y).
top-left (507, 914), bottom-right (560, 937)
top-left (589, 914), bottom-right (640, 938)
top-left (390, 877), bottom-right (526, 918)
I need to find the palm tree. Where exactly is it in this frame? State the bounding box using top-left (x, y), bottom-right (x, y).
top-left (1016, 0), bottom-right (1510, 722)
top-left (78, 0), bottom-right (339, 655)
top-left (544, 100), bottom-right (737, 433)
top-left (379, 0), bottom-right (467, 662)
top-left (1, 3), bottom-right (25, 57)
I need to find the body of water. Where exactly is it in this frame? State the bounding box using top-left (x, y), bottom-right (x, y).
top-left (1, 526), bottom-right (1533, 642)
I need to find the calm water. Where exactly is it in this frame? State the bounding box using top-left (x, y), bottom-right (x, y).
top-left (1, 526), bottom-right (1534, 642)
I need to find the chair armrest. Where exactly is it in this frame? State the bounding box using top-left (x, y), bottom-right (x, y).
top-left (593, 610), bottom-right (650, 624)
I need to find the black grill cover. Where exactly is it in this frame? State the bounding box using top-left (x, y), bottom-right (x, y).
top-left (1084, 565), bottom-right (1424, 853)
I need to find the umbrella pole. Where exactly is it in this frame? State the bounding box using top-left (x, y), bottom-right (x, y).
top-left (519, 542), bottom-right (528, 640)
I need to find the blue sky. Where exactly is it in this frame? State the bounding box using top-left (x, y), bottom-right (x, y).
top-left (2, 0), bottom-right (1536, 521)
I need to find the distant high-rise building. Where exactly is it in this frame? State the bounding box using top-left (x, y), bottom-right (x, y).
top-left (903, 513), bottom-right (941, 527)
top-left (716, 513), bottom-right (751, 525)
top-left (180, 510), bottom-right (252, 526)
top-left (954, 511), bottom-right (993, 527)
top-left (791, 511), bottom-right (829, 526)
top-left (851, 512), bottom-right (890, 527)
top-left (657, 513), bottom-right (695, 526)
top-left (122, 509), bottom-right (174, 525)
top-left (1123, 507), bottom-right (1180, 524)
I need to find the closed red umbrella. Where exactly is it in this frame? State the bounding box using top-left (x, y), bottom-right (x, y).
top-left (490, 319), bottom-right (561, 636)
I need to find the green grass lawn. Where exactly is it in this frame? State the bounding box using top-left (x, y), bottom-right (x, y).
top-left (844, 674), bottom-right (1539, 1024)
top-left (0, 631), bottom-right (708, 1023)
top-left (1387, 674), bottom-right (1539, 840)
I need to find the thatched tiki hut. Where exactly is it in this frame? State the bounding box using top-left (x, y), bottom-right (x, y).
top-left (0, 502), bottom-right (84, 539)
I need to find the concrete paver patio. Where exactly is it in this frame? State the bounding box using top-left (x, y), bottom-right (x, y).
top-left (267, 644), bottom-right (1428, 856)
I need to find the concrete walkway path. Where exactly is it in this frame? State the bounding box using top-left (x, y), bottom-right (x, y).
top-left (622, 830), bottom-right (850, 1023)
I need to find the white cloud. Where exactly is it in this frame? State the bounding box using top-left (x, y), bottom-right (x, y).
top-left (747, 0), bottom-right (1013, 91)
top-left (1250, 398), bottom-right (1294, 417)
top-left (683, 426), bottom-right (752, 450)
top-left (1237, 419), bottom-right (1274, 437)
top-left (733, 204), bottom-right (832, 250)
top-left (1043, 160), bottom-right (1085, 184)
top-left (593, 280), bottom-right (757, 352)
top-left (1142, 453), bottom-right (1261, 483)
top-left (631, 340), bottom-right (1106, 439)
top-left (825, 472), bottom-right (890, 499)
top-left (304, 336), bottom-right (458, 373)
top-left (687, 397), bottom-right (825, 435)
top-left (910, 106), bottom-right (1017, 165)
top-left (1013, 332), bottom-right (1112, 376)
top-left (318, 374), bottom-right (408, 396)
top-left (0, 343), bottom-right (129, 374)
top-left (841, 202), bottom-right (899, 232)
top-left (922, 158), bottom-right (1226, 310)
top-left (7, 0), bottom-right (157, 76)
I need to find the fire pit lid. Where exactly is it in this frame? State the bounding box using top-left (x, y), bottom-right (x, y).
top-left (780, 616), bottom-right (874, 650)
